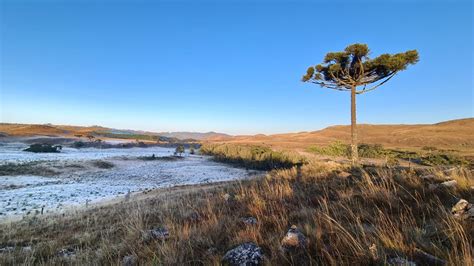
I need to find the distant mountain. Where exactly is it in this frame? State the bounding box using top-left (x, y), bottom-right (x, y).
top-left (157, 131), bottom-right (232, 141)
top-left (0, 123), bottom-right (231, 141)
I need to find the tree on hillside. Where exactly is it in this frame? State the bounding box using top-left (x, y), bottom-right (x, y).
top-left (174, 144), bottom-right (185, 157)
top-left (302, 43), bottom-right (418, 164)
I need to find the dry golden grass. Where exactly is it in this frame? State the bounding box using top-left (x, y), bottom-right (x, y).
top-left (1, 159), bottom-right (472, 265)
top-left (207, 118), bottom-right (474, 155)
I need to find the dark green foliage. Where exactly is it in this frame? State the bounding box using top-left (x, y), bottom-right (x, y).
top-left (308, 141), bottom-right (349, 157)
top-left (358, 143), bottom-right (385, 158)
top-left (302, 43), bottom-right (419, 93)
top-left (72, 141), bottom-right (86, 148)
top-left (23, 144), bottom-right (62, 153)
top-left (174, 144), bottom-right (185, 156)
top-left (200, 143), bottom-right (306, 170)
top-left (190, 145), bottom-right (195, 155)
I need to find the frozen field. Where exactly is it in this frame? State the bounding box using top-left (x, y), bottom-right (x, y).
top-left (0, 142), bottom-right (258, 221)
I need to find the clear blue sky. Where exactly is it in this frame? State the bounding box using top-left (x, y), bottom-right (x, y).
top-left (1, 0), bottom-right (472, 135)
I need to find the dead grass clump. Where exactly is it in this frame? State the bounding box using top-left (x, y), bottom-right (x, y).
top-left (0, 162), bottom-right (58, 176)
top-left (91, 160), bottom-right (114, 169)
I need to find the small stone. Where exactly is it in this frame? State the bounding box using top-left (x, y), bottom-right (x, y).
top-left (451, 199), bottom-right (473, 220)
top-left (222, 242), bottom-right (264, 266)
top-left (142, 227), bottom-right (170, 242)
top-left (452, 199), bottom-right (469, 213)
top-left (186, 211), bottom-right (201, 223)
top-left (387, 257), bottom-right (416, 266)
top-left (223, 193), bottom-right (231, 201)
top-left (58, 247), bottom-right (76, 258)
top-left (0, 246), bottom-right (14, 253)
top-left (281, 225), bottom-right (308, 252)
top-left (122, 255), bottom-right (138, 266)
top-left (241, 217), bottom-right (257, 226)
top-left (206, 247), bottom-right (218, 255)
top-left (21, 246), bottom-right (32, 253)
top-left (440, 180), bottom-right (457, 188)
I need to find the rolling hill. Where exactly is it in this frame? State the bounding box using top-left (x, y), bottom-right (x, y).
top-left (1, 118), bottom-right (473, 153)
top-left (206, 118), bottom-right (474, 154)
top-left (0, 123), bottom-right (229, 141)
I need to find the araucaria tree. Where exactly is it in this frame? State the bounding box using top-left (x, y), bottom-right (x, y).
top-left (302, 43), bottom-right (418, 164)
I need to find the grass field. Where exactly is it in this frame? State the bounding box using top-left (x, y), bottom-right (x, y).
top-left (1, 144), bottom-right (472, 265)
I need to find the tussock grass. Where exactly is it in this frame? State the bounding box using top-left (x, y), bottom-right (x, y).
top-left (200, 143), bottom-right (306, 170)
top-left (0, 162), bottom-right (58, 176)
top-left (91, 160), bottom-right (114, 169)
top-left (1, 158), bottom-right (472, 265)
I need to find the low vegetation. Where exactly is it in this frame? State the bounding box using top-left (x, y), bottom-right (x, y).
top-left (308, 141), bottom-right (469, 166)
top-left (0, 157), bottom-right (472, 265)
top-left (200, 143), bottom-right (306, 170)
top-left (23, 144), bottom-right (62, 153)
top-left (0, 162), bottom-right (58, 176)
top-left (91, 160), bottom-right (114, 169)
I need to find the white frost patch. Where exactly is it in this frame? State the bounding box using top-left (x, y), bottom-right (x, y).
top-left (0, 144), bottom-right (259, 220)
top-left (0, 143), bottom-right (175, 164)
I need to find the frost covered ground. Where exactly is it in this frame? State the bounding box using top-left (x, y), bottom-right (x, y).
top-left (0, 142), bottom-right (259, 221)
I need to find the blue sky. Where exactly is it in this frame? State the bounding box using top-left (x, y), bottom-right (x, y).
top-left (0, 0), bottom-right (472, 135)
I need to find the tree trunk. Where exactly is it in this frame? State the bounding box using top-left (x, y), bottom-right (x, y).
top-left (350, 86), bottom-right (358, 165)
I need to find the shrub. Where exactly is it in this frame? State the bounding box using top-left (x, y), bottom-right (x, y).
top-left (174, 144), bottom-right (185, 156)
top-left (308, 141), bottom-right (349, 157)
top-left (23, 144), bottom-right (62, 153)
top-left (72, 141), bottom-right (86, 148)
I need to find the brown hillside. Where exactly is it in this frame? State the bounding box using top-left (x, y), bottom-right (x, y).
top-left (0, 124), bottom-right (70, 136)
top-left (208, 118), bottom-right (474, 154)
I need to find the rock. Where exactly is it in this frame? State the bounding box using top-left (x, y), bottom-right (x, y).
top-left (413, 248), bottom-right (446, 265)
top-left (142, 227), bottom-right (170, 242)
top-left (241, 217), bottom-right (257, 226)
top-left (58, 247), bottom-right (76, 258)
top-left (222, 242), bottom-right (264, 266)
top-left (122, 255), bottom-right (138, 266)
top-left (186, 211), bottom-right (201, 223)
top-left (281, 225), bottom-right (308, 252)
top-left (387, 257), bottom-right (416, 266)
top-left (0, 246), bottom-right (14, 253)
top-left (223, 193), bottom-right (232, 201)
top-left (206, 247), bottom-right (218, 255)
top-left (451, 199), bottom-right (474, 220)
top-left (21, 246), bottom-right (32, 253)
top-left (440, 180), bottom-right (457, 188)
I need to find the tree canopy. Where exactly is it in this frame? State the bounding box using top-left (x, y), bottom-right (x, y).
top-left (302, 43), bottom-right (419, 94)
